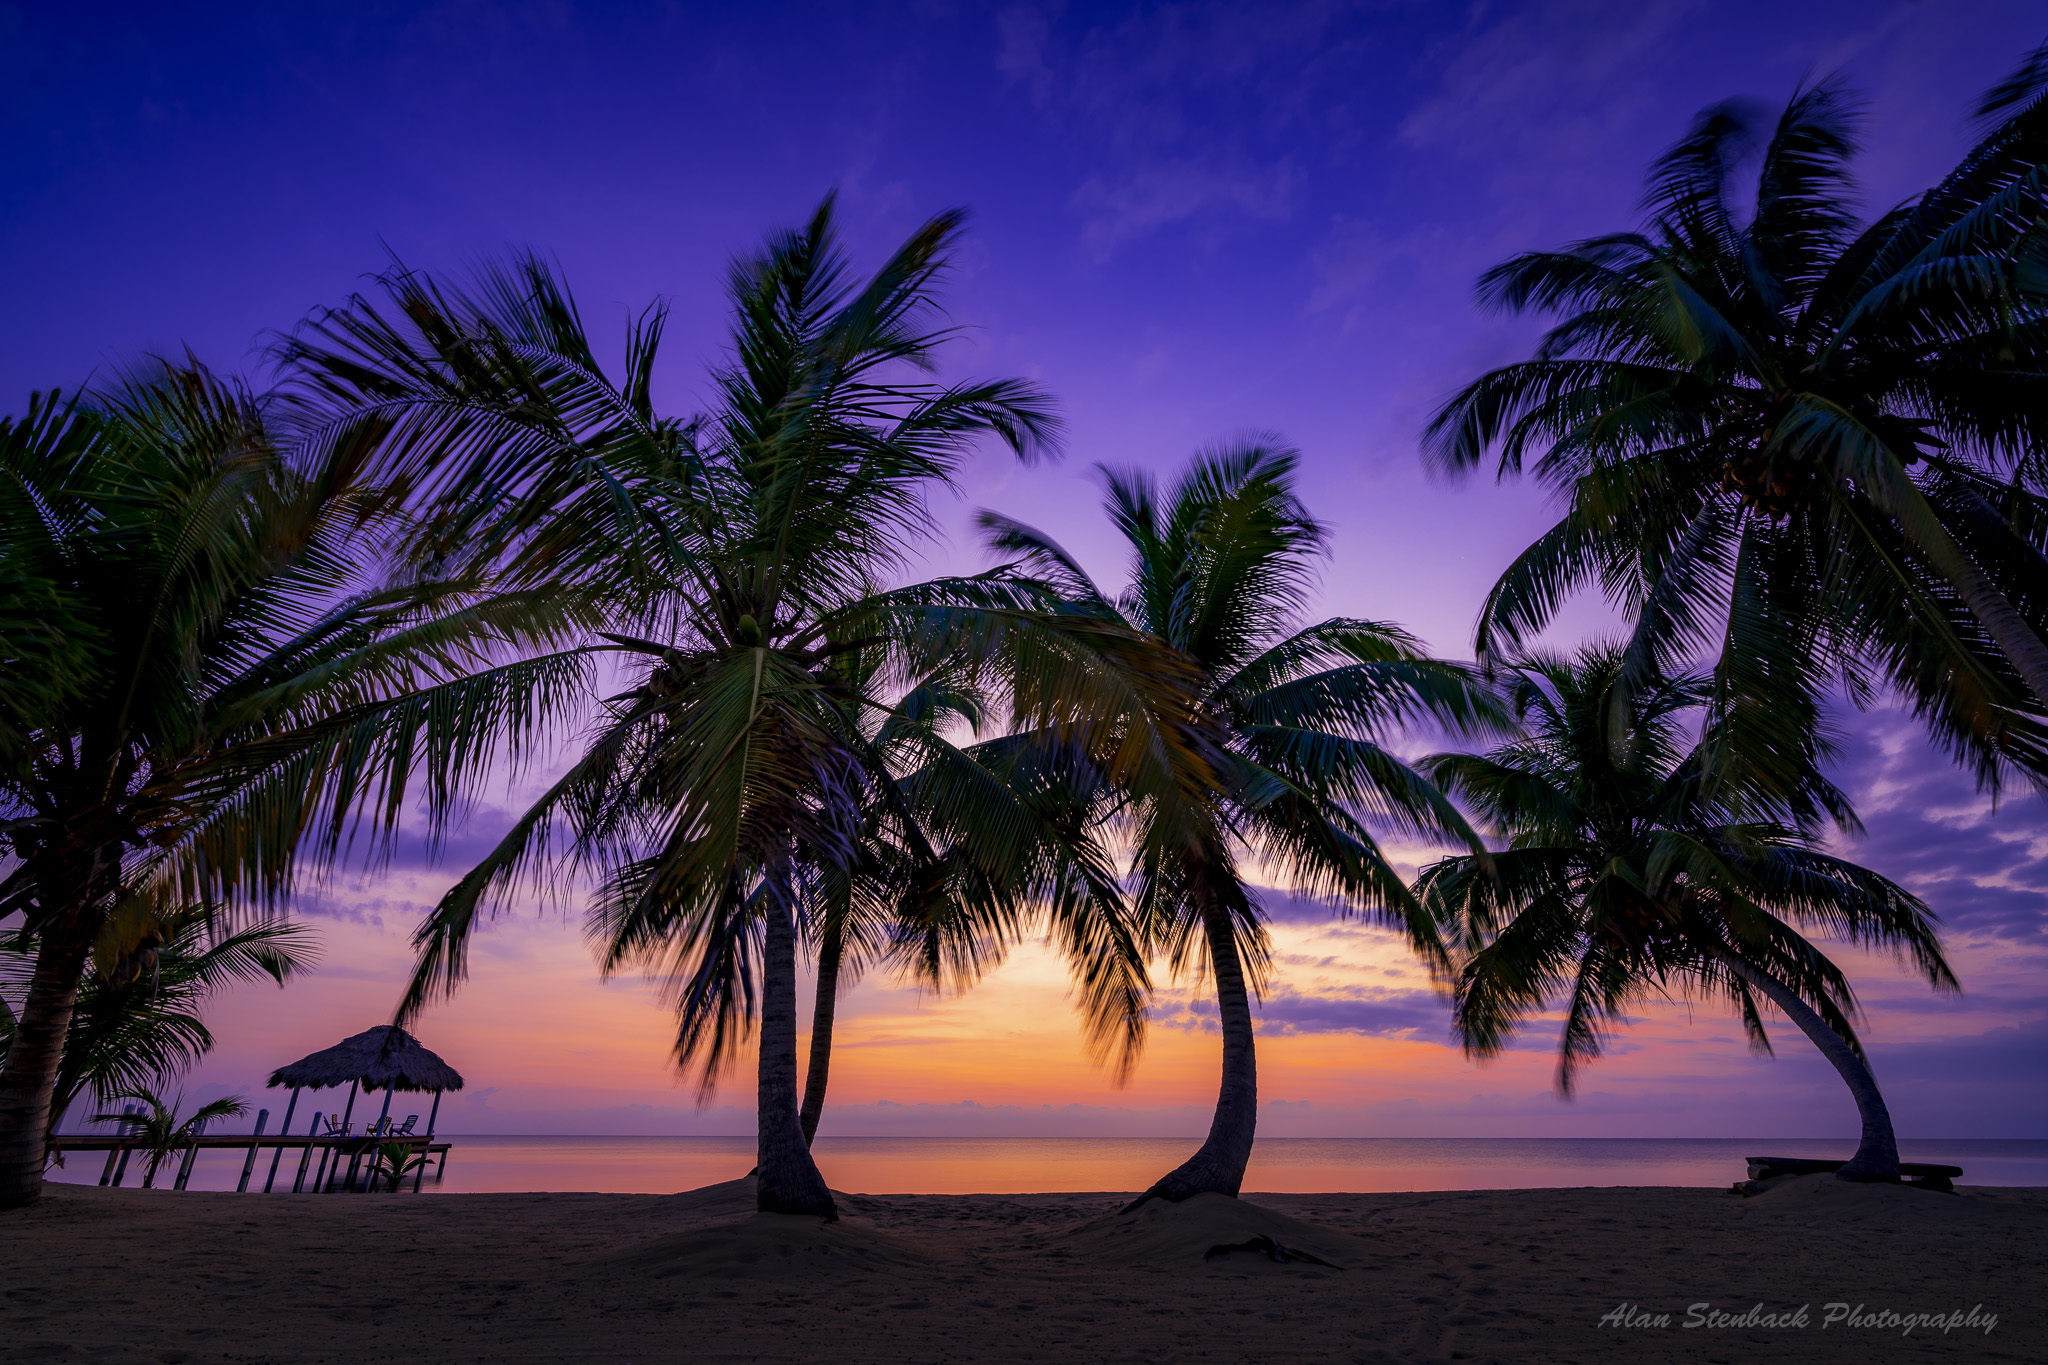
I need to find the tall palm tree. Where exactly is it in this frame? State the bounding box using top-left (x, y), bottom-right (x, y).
top-left (0, 365), bottom-right (596, 1209)
top-left (981, 441), bottom-right (1502, 1203)
top-left (1416, 645), bottom-right (1956, 1181)
top-left (0, 908), bottom-right (316, 1145)
top-left (1424, 56), bottom-right (2048, 798)
top-left (284, 201), bottom-right (1192, 1219)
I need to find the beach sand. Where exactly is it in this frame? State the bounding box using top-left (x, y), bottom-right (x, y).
top-left (5, 1176), bottom-right (2041, 1363)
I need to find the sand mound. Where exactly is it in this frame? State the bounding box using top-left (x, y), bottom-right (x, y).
top-left (1066, 1192), bottom-right (1361, 1270)
top-left (601, 1177), bottom-right (935, 1281)
top-left (647, 1176), bottom-right (895, 1221)
top-left (606, 1197), bottom-right (932, 1282)
top-left (648, 1176), bottom-right (760, 1222)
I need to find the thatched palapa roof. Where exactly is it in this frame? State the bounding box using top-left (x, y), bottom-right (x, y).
top-left (267, 1025), bottom-right (465, 1093)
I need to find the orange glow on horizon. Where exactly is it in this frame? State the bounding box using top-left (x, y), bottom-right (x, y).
top-left (161, 855), bottom-right (2029, 1145)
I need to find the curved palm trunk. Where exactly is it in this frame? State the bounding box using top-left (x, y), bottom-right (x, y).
top-left (1128, 897), bottom-right (1257, 1208)
top-left (0, 918), bottom-right (94, 1210)
top-left (756, 895), bottom-right (837, 1218)
top-left (798, 915), bottom-right (844, 1147)
top-left (1714, 948), bottom-right (1900, 1181)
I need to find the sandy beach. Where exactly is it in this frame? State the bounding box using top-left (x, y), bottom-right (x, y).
top-left (5, 1176), bottom-right (2040, 1364)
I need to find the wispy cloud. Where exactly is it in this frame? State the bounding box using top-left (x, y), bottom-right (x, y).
top-left (993, 0), bottom-right (1363, 257)
top-left (1399, 0), bottom-right (1706, 157)
top-left (1076, 154), bottom-right (1301, 255)
top-left (1828, 709), bottom-right (2048, 947)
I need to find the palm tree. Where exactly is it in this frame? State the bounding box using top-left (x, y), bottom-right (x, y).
top-left (1416, 645), bottom-right (1956, 1181)
top-left (795, 671), bottom-right (1021, 1146)
top-left (1424, 55), bottom-right (2048, 798)
top-left (366, 1139), bottom-right (433, 1192)
top-left (980, 440), bottom-right (1502, 1203)
top-left (91, 1086), bottom-right (248, 1188)
top-left (0, 908), bottom-right (316, 1145)
top-left (792, 658), bottom-right (1175, 1142)
top-left (282, 200), bottom-right (1193, 1220)
top-left (0, 365), bottom-right (596, 1209)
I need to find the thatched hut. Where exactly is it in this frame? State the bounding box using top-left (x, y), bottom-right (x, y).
top-left (268, 1025), bottom-right (465, 1138)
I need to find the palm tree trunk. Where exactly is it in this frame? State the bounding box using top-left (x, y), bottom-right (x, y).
top-left (798, 915), bottom-right (844, 1147)
top-left (1713, 947), bottom-right (1900, 1181)
top-left (0, 917), bottom-right (94, 1210)
top-left (1128, 896), bottom-right (1257, 1207)
top-left (756, 893), bottom-right (837, 1218)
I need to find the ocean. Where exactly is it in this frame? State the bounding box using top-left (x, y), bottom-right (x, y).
top-left (48, 1135), bottom-right (2048, 1195)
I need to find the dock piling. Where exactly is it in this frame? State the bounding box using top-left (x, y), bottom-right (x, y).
top-left (263, 1087), bottom-right (302, 1192)
top-left (99, 1104), bottom-right (137, 1186)
top-left (292, 1115), bottom-right (321, 1192)
top-left (173, 1118), bottom-right (207, 1190)
top-left (110, 1113), bottom-right (137, 1187)
top-left (235, 1110), bottom-right (270, 1192)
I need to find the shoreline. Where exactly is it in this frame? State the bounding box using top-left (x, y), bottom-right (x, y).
top-left (9, 1177), bottom-right (2042, 1363)
top-left (49, 1134), bottom-right (2047, 1198)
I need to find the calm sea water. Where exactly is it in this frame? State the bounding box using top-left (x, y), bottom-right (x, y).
top-left (51, 1135), bottom-right (2048, 1195)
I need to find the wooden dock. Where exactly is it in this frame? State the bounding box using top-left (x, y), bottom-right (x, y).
top-left (49, 1133), bottom-right (452, 1193)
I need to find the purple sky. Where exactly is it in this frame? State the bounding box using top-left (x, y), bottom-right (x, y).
top-left (8, 1), bottom-right (2044, 1140)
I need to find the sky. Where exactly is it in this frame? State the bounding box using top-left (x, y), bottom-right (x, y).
top-left (6, 0), bottom-right (2045, 1143)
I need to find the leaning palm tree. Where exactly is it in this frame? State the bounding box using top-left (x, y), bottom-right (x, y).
top-left (0, 367), bottom-right (596, 1210)
top-left (90, 1087), bottom-right (247, 1189)
top-left (284, 200), bottom-right (1192, 1219)
top-left (1424, 57), bottom-right (2048, 798)
top-left (0, 908), bottom-right (315, 1145)
top-left (796, 657), bottom-right (1174, 1140)
top-left (981, 440), bottom-right (1502, 1203)
top-left (1416, 645), bottom-right (1956, 1181)
top-left (732, 662), bottom-right (1142, 1152)
top-left (796, 670), bottom-right (1037, 1146)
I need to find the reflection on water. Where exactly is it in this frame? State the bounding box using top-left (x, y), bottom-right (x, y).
top-left (55, 1136), bottom-right (2048, 1195)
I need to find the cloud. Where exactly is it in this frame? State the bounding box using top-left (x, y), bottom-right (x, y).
top-left (359, 823), bottom-right (517, 878)
top-left (1399, 0), bottom-right (1705, 156)
top-left (1878, 1021), bottom-right (2048, 1093)
top-left (994, 2), bottom-right (1058, 105)
top-left (290, 800), bottom-right (598, 927)
top-left (1306, 214), bottom-right (1395, 315)
top-left (993, 0), bottom-right (1361, 256)
top-left (292, 890), bottom-right (413, 928)
top-left (1156, 979), bottom-right (1448, 1039)
top-left (1075, 154), bottom-right (1300, 256)
top-left (1257, 985), bottom-right (1451, 1038)
top-left (1254, 886), bottom-right (1354, 925)
top-left (1827, 710), bottom-right (2048, 946)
